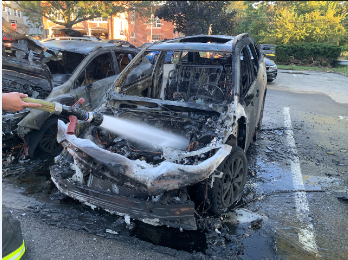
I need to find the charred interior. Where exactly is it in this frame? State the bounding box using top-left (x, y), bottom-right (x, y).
top-left (164, 52), bottom-right (233, 104)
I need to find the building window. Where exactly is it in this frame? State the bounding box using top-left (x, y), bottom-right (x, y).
top-left (153, 17), bottom-right (161, 28)
top-left (179, 33), bottom-right (184, 37)
top-left (130, 31), bottom-right (135, 38)
top-left (6, 7), bottom-right (11, 16)
top-left (18, 10), bottom-right (21, 18)
top-left (147, 17), bottom-right (161, 28)
top-left (9, 20), bottom-right (17, 24)
top-left (131, 11), bottom-right (135, 24)
top-left (149, 17), bottom-right (161, 28)
top-left (152, 35), bottom-right (161, 41)
top-left (14, 9), bottom-right (17, 17)
top-left (3, 5), bottom-right (5, 12)
top-left (51, 12), bottom-right (64, 21)
top-left (93, 17), bottom-right (108, 22)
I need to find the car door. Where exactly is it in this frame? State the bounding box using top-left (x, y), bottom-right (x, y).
top-left (239, 43), bottom-right (260, 148)
top-left (72, 51), bottom-right (119, 111)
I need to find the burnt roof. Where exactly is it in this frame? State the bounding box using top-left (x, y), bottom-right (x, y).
top-left (41, 40), bottom-right (137, 54)
top-left (148, 35), bottom-right (235, 53)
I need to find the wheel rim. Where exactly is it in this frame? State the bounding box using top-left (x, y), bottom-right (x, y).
top-left (38, 124), bottom-right (61, 154)
top-left (221, 156), bottom-right (245, 207)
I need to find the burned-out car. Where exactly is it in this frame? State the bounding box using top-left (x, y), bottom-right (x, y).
top-left (2, 19), bottom-right (147, 157)
top-left (51, 34), bottom-right (267, 230)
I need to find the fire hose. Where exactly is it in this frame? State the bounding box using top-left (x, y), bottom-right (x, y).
top-left (21, 97), bottom-right (103, 135)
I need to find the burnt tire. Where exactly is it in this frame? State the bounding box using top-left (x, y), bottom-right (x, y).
top-left (208, 146), bottom-right (248, 215)
top-left (26, 117), bottom-right (69, 158)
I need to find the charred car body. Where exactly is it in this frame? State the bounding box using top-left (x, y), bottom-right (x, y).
top-left (50, 34), bottom-right (267, 230)
top-left (2, 19), bottom-right (147, 157)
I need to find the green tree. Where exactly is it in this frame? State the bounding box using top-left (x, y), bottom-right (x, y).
top-left (155, 1), bottom-right (237, 36)
top-left (232, 1), bottom-right (347, 45)
top-left (7, 1), bottom-right (151, 29)
top-left (266, 2), bottom-right (347, 45)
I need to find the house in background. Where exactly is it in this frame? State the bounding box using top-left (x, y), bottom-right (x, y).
top-left (2, 1), bottom-right (183, 47)
top-left (2, 2), bottom-right (43, 38)
top-left (121, 11), bottom-right (182, 47)
top-left (42, 11), bottom-right (181, 47)
top-left (2, 2), bottom-right (29, 35)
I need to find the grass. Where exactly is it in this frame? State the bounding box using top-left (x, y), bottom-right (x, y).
top-left (277, 64), bottom-right (348, 77)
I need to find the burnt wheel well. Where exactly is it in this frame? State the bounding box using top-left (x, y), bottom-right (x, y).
top-left (237, 117), bottom-right (247, 150)
top-left (25, 115), bottom-right (69, 158)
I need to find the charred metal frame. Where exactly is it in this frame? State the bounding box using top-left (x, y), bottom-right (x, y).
top-left (51, 163), bottom-right (198, 230)
top-left (49, 34), bottom-right (267, 229)
top-left (56, 120), bottom-right (232, 195)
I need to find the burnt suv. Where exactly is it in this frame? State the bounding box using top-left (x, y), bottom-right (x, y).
top-left (51, 34), bottom-right (267, 230)
top-left (2, 20), bottom-right (147, 157)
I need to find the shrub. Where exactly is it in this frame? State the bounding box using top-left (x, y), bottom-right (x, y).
top-left (275, 43), bottom-right (342, 67)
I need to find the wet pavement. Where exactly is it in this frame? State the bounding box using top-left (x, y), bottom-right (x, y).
top-left (2, 69), bottom-right (348, 259)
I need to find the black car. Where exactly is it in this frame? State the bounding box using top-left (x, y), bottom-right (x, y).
top-left (264, 56), bottom-right (277, 82)
top-left (260, 44), bottom-right (276, 59)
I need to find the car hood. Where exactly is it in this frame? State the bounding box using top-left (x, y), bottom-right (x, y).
top-left (265, 58), bottom-right (276, 66)
top-left (55, 93), bottom-right (237, 195)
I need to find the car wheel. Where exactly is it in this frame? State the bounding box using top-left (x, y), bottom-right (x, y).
top-left (27, 117), bottom-right (69, 157)
top-left (208, 146), bottom-right (248, 215)
top-left (170, 55), bottom-right (174, 64)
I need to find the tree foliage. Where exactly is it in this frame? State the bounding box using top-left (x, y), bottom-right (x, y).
top-left (231, 1), bottom-right (347, 46)
top-left (8, 1), bottom-right (151, 29)
top-left (155, 1), bottom-right (237, 36)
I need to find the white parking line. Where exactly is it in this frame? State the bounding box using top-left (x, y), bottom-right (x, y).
top-left (293, 74), bottom-right (297, 77)
top-left (283, 107), bottom-right (319, 255)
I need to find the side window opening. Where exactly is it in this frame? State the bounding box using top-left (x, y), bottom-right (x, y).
top-left (240, 46), bottom-right (255, 97)
top-left (77, 52), bottom-right (114, 87)
top-left (247, 44), bottom-right (259, 77)
top-left (116, 53), bottom-right (135, 72)
top-left (115, 52), bottom-right (154, 97)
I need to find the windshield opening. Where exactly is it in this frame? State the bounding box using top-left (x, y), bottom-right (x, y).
top-left (164, 51), bottom-right (232, 104)
top-left (46, 51), bottom-right (86, 74)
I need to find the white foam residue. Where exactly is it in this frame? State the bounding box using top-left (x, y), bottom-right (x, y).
top-left (124, 214), bottom-right (131, 225)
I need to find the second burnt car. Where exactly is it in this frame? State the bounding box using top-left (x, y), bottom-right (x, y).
top-left (51, 34), bottom-right (267, 230)
top-left (2, 19), bottom-right (148, 157)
